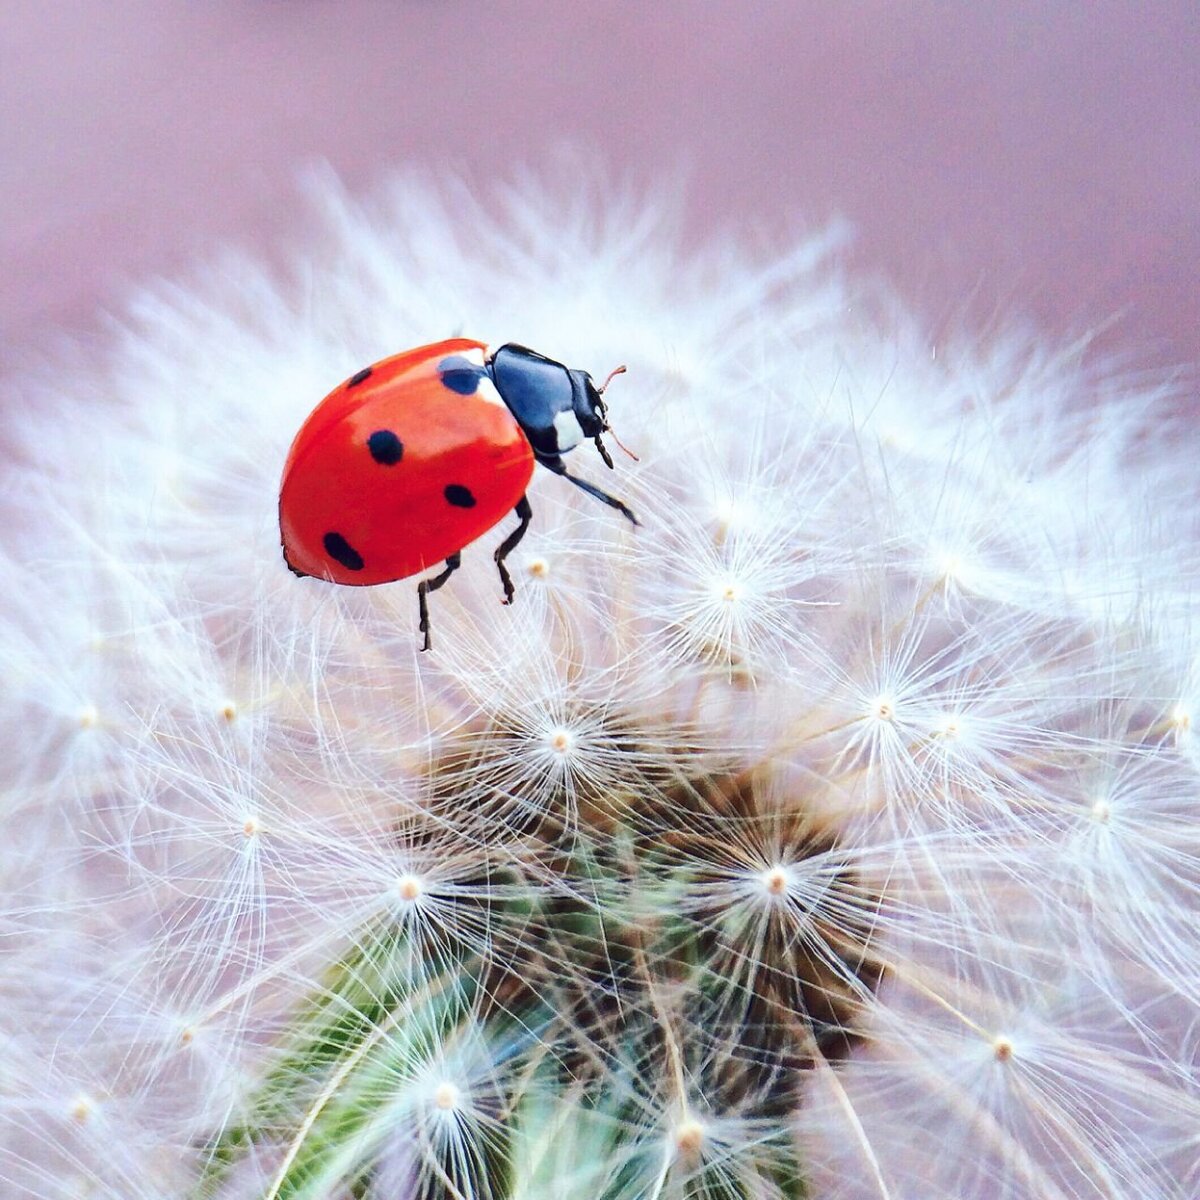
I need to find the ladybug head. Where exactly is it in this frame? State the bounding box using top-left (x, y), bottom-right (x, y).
top-left (570, 362), bottom-right (632, 470)
top-left (565, 369), bottom-right (606, 440)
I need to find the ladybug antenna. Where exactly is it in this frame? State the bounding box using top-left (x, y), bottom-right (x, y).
top-left (597, 363), bottom-right (627, 395)
top-left (593, 363), bottom-right (640, 464)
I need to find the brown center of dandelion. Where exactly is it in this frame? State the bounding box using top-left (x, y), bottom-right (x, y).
top-left (420, 713), bottom-right (885, 1118)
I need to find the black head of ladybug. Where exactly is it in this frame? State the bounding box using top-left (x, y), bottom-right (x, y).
top-left (487, 343), bottom-right (627, 468)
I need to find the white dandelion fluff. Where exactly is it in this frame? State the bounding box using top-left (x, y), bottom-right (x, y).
top-left (2, 161), bottom-right (1199, 1199)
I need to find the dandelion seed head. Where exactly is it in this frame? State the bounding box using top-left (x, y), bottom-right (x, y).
top-left (4, 164), bottom-right (1199, 1200)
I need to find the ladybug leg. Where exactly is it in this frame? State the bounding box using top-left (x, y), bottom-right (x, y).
top-left (493, 495), bottom-right (533, 605)
top-left (416, 552), bottom-right (462, 652)
top-left (592, 435), bottom-right (615, 469)
top-left (537, 454), bottom-right (640, 527)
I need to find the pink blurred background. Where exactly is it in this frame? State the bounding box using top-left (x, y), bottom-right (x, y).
top-left (2, 1), bottom-right (1198, 367)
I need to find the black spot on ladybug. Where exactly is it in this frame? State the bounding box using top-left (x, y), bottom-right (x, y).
top-left (323, 532), bottom-right (365, 571)
top-left (347, 366), bottom-right (373, 388)
top-left (437, 356), bottom-right (486, 396)
top-left (367, 429), bottom-right (404, 465)
top-left (444, 484), bottom-right (477, 508)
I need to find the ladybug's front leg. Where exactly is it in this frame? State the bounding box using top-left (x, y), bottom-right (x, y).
top-left (536, 454), bottom-right (640, 527)
top-left (416, 553), bottom-right (461, 652)
top-left (492, 495), bottom-right (533, 605)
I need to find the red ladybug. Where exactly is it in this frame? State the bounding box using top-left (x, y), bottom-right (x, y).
top-left (279, 339), bottom-right (637, 649)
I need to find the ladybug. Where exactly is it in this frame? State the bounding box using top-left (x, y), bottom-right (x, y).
top-left (279, 339), bottom-right (638, 649)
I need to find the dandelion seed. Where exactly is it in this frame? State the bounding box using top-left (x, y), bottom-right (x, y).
top-left (672, 1116), bottom-right (707, 1159)
top-left (546, 726), bottom-right (575, 756)
top-left (932, 713), bottom-right (961, 740)
top-left (710, 494), bottom-right (739, 531)
top-left (758, 865), bottom-right (792, 899)
top-left (933, 549), bottom-right (965, 582)
top-left (394, 873), bottom-right (425, 903)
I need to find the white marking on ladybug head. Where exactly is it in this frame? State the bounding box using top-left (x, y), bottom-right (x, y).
top-left (475, 376), bottom-right (505, 408)
top-left (553, 409), bottom-right (584, 452)
top-left (461, 347), bottom-right (487, 367)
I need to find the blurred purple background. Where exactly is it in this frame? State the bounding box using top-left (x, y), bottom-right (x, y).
top-left (3, 1), bottom-right (1198, 366)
